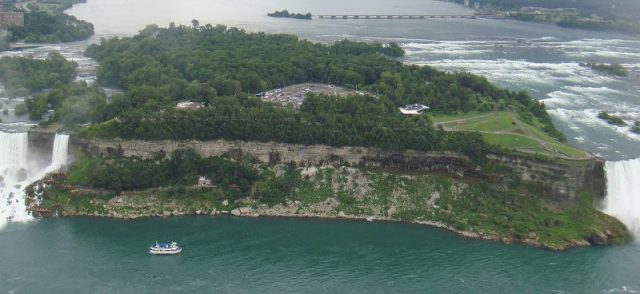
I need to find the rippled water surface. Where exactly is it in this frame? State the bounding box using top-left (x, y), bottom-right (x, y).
top-left (2, 217), bottom-right (640, 293)
top-left (1, 0), bottom-right (640, 292)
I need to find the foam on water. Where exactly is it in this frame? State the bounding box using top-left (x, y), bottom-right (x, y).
top-left (418, 59), bottom-right (616, 87)
top-left (401, 36), bottom-right (640, 159)
top-left (604, 159), bottom-right (640, 240)
top-left (403, 41), bottom-right (492, 56)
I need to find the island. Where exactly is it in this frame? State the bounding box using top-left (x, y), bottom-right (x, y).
top-left (0, 0), bottom-right (94, 47)
top-left (598, 111), bottom-right (627, 126)
top-left (21, 22), bottom-right (630, 251)
top-left (581, 63), bottom-right (628, 77)
top-left (631, 121), bottom-right (640, 134)
top-left (268, 10), bottom-right (312, 20)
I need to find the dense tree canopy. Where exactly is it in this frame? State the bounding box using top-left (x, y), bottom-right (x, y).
top-left (0, 52), bottom-right (77, 97)
top-left (80, 23), bottom-right (564, 158)
top-left (68, 149), bottom-right (260, 194)
top-left (27, 82), bottom-right (107, 124)
top-left (81, 93), bottom-right (493, 161)
top-left (8, 10), bottom-right (94, 43)
top-left (86, 24), bottom-right (555, 123)
top-left (268, 10), bottom-right (312, 20)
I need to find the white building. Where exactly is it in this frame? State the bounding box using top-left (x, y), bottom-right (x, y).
top-left (399, 104), bottom-right (430, 115)
top-left (197, 176), bottom-right (212, 186)
top-left (176, 101), bottom-right (203, 110)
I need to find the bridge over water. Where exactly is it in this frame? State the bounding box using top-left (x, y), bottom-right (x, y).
top-left (316, 14), bottom-right (504, 20)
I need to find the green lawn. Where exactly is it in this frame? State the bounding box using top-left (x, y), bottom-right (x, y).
top-left (431, 111), bottom-right (587, 159)
top-left (482, 133), bottom-right (540, 150)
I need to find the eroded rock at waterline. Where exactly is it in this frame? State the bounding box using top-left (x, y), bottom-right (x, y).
top-left (30, 161), bottom-right (630, 251)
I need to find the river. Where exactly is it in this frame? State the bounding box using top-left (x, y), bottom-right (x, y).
top-left (1, 0), bottom-right (640, 292)
top-left (2, 216), bottom-right (640, 293)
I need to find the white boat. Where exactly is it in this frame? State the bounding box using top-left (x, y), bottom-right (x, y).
top-left (149, 241), bottom-right (182, 255)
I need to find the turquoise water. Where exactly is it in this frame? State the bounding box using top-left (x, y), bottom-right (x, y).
top-left (1, 0), bottom-right (640, 292)
top-left (1, 216), bottom-right (639, 293)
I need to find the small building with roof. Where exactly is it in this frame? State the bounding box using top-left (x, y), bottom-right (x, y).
top-left (399, 104), bottom-right (430, 115)
top-left (176, 101), bottom-right (203, 110)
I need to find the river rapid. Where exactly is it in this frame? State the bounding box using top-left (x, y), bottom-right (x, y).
top-left (1, 0), bottom-right (640, 292)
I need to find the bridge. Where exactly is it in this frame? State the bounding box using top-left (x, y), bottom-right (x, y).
top-left (316, 14), bottom-right (504, 20)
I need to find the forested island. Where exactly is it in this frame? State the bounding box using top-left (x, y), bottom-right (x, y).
top-left (0, 52), bottom-right (77, 97)
top-left (598, 111), bottom-right (626, 127)
top-left (596, 112), bottom-right (640, 136)
top-left (581, 63), bottom-right (628, 77)
top-left (1, 0), bottom-right (93, 44)
top-left (22, 23), bottom-right (629, 250)
top-left (267, 10), bottom-right (312, 20)
top-left (632, 121), bottom-right (640, 134)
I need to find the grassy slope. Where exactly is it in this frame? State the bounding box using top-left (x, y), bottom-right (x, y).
top-left (431, 111), bottom-right (587, 159)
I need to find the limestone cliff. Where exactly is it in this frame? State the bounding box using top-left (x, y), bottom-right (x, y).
top-left (72, 137), bottom-right (606, 205)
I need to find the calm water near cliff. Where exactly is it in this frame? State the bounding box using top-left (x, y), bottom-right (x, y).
top-left (2, 217), bottom-right (640, 293)
top-left (1, 0), bottom-right (640, 292)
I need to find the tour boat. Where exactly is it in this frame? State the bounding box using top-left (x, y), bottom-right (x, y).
top-left (149, 241), bottom-right (182, 255)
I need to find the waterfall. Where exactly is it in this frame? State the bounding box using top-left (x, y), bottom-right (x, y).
top-left (0, 132), bottom-right (32, 228)
top-left (50, 134), bottom-right (70, 170)
top-left (604, 158), bottom-right (640, 239)
top-left (0, 132), bottom-right (70, 229)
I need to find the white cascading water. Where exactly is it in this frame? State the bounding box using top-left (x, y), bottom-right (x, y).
top-left (603, 158), bottom-right (640, 239)
top-left (0, 132), bottom-right (70, 229)
top-left (50, 134), bottom-right (70, 171)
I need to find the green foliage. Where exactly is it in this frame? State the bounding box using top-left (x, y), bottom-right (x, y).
top-left (598, 111), bottom-right (626, 126)
top-left (81, 93), bottom-right (494, 161)
top-left (14, 102), bottom-right (28, 115)
top-left (631, 121), bottom-right (640, 134)
top-left (268, 10), bottom-right (312, 20)
top-left (25, 94), bottom-right (47, 120)
top-left (26, 82), bottom-right (107, 126)
top-left (84, 24), bottom-right (552, 120)
top-left (434, 182), bottom-right (629, 246)
top-left (0, 52), bottom-right (77, 97)
top-left (256, 165), bottom-right (301, 206)
top-left (381, 42), bottom-right (405, 58)
top-left (66, 149), bottom-right (260, 194)
top-left (57, 89), bottom-right (107, 126)
top-left (80, 24), bottom-right (563, 157)
top-left (8, 10), bottom-right (94, 43)
top-left (581, 63), bottom-right (628, 77)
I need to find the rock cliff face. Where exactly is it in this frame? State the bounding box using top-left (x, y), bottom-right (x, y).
top-left (27, 129), bottom-right (56, 159)
top-left (486, 154), bottom-right (606, 203)
top-left (72, 138), bottom-right (605, 204)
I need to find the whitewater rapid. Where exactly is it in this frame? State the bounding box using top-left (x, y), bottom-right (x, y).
top-left (402, 37), bottom-right (640, 160)
top-left (0, 132), bottom-right (69, 229)
top-left (604, 158), bottom-right (640, 239)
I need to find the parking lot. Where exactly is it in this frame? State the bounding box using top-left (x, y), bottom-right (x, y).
top-left (257, 83), bottom-right (361, 108)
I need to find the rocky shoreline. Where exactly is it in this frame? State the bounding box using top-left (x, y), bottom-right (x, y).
top-left (28, 153), bottom-right (628, 252)
top-left (46, 198), bottom-right (618, 252)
